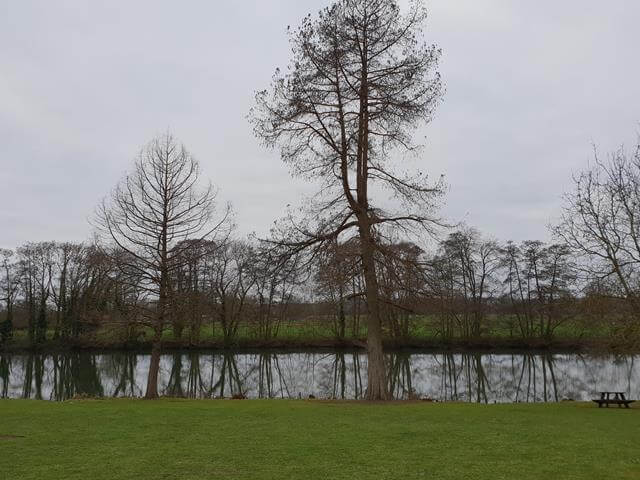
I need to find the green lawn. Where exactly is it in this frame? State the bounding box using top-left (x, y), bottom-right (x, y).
top-left (1, 399), bottom-right (638, 479)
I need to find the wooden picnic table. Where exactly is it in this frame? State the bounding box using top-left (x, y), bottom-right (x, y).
top-left (592, 391), bottom-right (635, 408)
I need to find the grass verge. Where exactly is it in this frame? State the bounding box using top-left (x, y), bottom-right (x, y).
top-left (0, 399), bottom-right (638, 479)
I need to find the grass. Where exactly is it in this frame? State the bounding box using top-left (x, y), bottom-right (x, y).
top-left (1, 399), bottom-right (639, 479)
top-left (4, 314), bottom-right (622, 353)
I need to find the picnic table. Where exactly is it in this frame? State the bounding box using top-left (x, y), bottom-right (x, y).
top-left (592, 391), bottom-right (635, 408)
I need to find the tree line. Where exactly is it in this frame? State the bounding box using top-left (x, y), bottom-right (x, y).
top-left (0, 238), bottom-right (301, 346)
top-left (2, 203), bottom-right (638, 351)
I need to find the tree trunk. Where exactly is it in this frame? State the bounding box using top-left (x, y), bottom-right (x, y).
top-left (337, 300), bottom-right (346, 340)
top-left (145, 276), bottom-right (167, 399)
top-left (145, 328), bottom-right (162, 399)
top-left (359, 223), bottom-right (390, 400)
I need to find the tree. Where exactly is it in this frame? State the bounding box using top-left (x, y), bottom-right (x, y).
top-left (171, 239), bottom-right (215, 342)
top-left (249, 241), bottom-right (301, 341)
top-left (50, 242), bottom-right (91, 340)
top-left (501, 241), bottom-right (576, 338)
top-left (431, 229), bottom-right (500, 338)
top-left (0, 249), bottom-right (19, 344)
top-left (377, 241), bottom-right (426, 339)
top-left (17, 242), bottom-right (55, 344)
top-left (554, 141), bottom-right (640, 323)
top-left (314, 240), bottom-right (359, 340)
top-left (96, 133), bottom-right (229, 398)
top-left (251, 0), bottom-right (443, 399)
top-left (207, 239), bottom-right (255, 344)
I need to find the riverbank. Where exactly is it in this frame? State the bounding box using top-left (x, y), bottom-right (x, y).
top-left (4, 318), bottom-right (636, 354)
top-left (1, 399), bottom-right (638, 479)
top-left (1, 334), bottom-right (637, 354)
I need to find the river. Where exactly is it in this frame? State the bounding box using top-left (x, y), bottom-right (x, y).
top-left (1, 350), bottom-right (638, 402)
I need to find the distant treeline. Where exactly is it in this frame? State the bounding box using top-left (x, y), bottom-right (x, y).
top-left (0, 227), bottom-right (636, 348)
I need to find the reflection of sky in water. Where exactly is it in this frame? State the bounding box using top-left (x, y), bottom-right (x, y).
top-left (1, 352), bottom-right (638, 402)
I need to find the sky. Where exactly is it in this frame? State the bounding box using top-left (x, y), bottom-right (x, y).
top-left (1, 0), bottom-right (638, 249)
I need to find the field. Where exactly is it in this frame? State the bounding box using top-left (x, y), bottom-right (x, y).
top-left (2, 313), bottom-right (627, 353)
top-left (1, 399), bottom-right (639, 479)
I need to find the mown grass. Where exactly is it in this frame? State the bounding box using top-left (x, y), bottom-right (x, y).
top-left (1, 399), bottom-right (638, 479)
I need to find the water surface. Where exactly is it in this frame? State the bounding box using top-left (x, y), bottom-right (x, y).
top-left (1, 350), bottom-right (637, 402)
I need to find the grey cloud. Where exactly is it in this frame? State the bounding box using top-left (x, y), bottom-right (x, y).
top-left (1, 0), bottom-right (638, 248)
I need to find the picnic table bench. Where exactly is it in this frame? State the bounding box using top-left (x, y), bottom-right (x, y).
top-left (592, 391), bottom-right (635, 408)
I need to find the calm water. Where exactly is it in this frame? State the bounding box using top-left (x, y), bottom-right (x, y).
top-left (0, 350), bottom-right (638, 402)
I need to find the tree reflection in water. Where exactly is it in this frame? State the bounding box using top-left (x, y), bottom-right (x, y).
top-left (212, 353), bottom-right (244, 398)
top-left (388, 352), bottom-right (413, 399)
top-left (0, 354), bottom-right (10, 398)
top-left (109, 353), bottom-right (140, 398)
top-left (1, 351), bottom-right (638, 402)
top-left (430, 353), bottom-right (490, 403)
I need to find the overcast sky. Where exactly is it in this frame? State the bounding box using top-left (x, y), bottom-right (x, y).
top-left (1, 0), bottom-right (638, 249)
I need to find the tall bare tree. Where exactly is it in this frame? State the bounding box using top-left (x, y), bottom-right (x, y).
top-left (251, 0), bottom-right (443, 399)
top-left (555, 141), bottom-right (640, 318)
top-left (17, 242), bottom-right (55, 344)
top-left (96, 133), bottom-right (229, 398)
